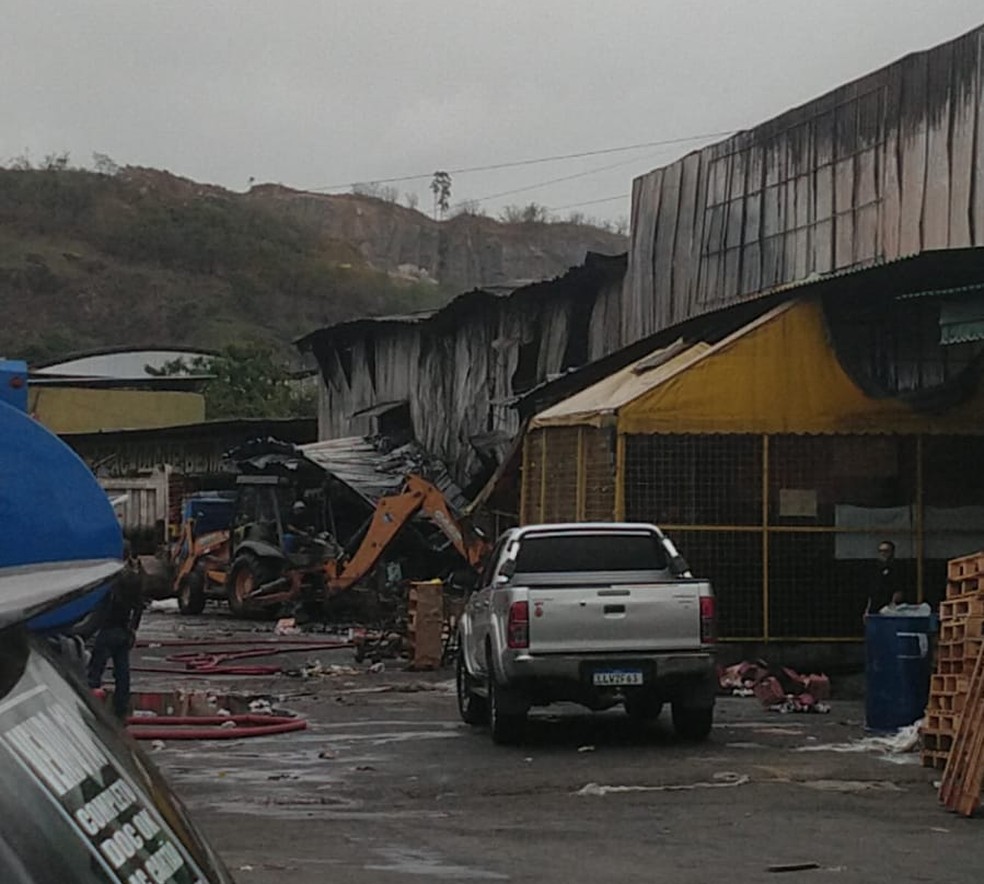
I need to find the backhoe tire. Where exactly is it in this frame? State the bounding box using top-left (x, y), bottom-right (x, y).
top-left (671, 702), bottom-right (714, 742)
top-left (227, 553), bottom-right (267, 619)
top-left (177, 569), bottom-right (206, 615)
top-left (456, 646), bottom-right (488, 726)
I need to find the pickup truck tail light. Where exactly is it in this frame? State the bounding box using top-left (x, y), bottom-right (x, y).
top-left (700, 596), bottom-right (716, 644)
top-left (507, 601), bottom-right (529, 649)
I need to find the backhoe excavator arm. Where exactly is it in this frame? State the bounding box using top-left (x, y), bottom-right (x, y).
top-left (323, 474), bottom-right (489, 593)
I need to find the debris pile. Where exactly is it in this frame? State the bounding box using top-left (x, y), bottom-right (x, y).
top-left (719, 660), bottom-right (831, 714)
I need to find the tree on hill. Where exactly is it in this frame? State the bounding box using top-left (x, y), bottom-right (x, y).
top-left (148, 344), bottom-right (316, 420)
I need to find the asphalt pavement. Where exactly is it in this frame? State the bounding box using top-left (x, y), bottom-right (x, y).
top-left (131, 608), bottom-right (983, 884)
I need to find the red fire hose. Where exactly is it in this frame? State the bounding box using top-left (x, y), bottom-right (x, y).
top-left (132, 640), bottom-right (354, 676)
top-left (127, 713), bottom-right (307, 741)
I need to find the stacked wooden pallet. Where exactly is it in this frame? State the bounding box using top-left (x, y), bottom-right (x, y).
top-left (922, 552), bottom-right (984, 773)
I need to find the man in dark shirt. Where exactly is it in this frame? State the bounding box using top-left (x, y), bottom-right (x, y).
top-left (866, 539), bottom-right (905, 615)
top-left (87, 542), bottom-right (144, 719)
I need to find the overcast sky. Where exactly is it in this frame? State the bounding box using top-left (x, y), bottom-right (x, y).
top-left (2, 1), bottom-right (983, 224)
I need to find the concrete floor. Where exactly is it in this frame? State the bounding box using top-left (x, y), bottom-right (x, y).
top-left (132, 609), bottom-right (983, 884)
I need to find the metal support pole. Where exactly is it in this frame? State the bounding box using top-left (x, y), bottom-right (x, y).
top-left (576, 427), bottom-right (586, 521)
top-left (916, 435), bottom-right (925, 603)
top-left (614, 434), bottom-right (626, 521)
top-left (519, 434), bottom-right (530, 526)
top-left (539, 431), bottom-right (548, 523)
top-left (762, 434), bottom-right (770, 643)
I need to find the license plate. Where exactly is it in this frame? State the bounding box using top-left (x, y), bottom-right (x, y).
top-left (592, 669), bottom-right (644, 686)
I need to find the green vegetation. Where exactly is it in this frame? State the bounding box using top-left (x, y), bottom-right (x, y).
top-left (0, 161), bottom-right (450, 363)
top-left (148, 344), bottom-right (316, 420)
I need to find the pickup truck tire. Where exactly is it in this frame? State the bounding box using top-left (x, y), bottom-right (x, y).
top-left (624, 694), bottom-right (663, 725)
top-left (671, 703), bottom-right (714, 742)
top-left (177, 570), bottom-right (206, 615)
top-left (456, 647), bottom-right (488, 726)
top-left (486, 648), bottom-right (526, 745)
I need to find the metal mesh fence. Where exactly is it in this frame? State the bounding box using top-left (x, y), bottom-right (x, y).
top-left (541, 427), bottom-right (580, 523)
top-left (525, 428), bottom-right (984, 639)
top-left (623, 435), bottom-right (762, 526)
top-left (582, 427), bottom-right (616, 521)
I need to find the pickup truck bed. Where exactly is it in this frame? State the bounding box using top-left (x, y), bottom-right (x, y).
top-left (456, 523), bottom-right (716, 744)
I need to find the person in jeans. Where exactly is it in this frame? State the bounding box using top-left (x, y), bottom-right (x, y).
top-left (87, 541), bottom-right (144, 719)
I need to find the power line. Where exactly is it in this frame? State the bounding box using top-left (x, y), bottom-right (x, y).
top-left (311, 129), bottom-right (732, 192)
top-left (468, 152), bottom-right (661, 204)
top-left (548, 192), bottom-right (631, 212)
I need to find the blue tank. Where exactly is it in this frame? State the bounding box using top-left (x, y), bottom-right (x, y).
top-left (865, 614), bottom-right (933, 732)
top-left (0, 360), bottom-right (122, 630)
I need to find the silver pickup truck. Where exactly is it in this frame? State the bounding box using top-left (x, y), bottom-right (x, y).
top-left (456, 522), bottom-right (717, 744)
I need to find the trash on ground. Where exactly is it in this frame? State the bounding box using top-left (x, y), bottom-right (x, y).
top-left (274, 617), bottom-right (301, 636)
top-left (369, 661), bottom-right (386, 674)
top-left (148, 598), bottom-right (180, 613)
top-left (576, 772), bottom-right (749, 796)
top-left (577, 745), bottom-right (596, 753)
top-left (719, 660), bottom-right (831, 714)
top-left (767, 862), bottom-right (821, 873)
top-left (796, 720), bottom-right (922, 755)
top-left (800, 779), bottom-right (903, 793)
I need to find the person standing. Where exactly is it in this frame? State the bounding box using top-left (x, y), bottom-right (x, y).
top-left (866, 539), bottom-right (905, 616)
top-left (87, 541), bottom-right (144, 719)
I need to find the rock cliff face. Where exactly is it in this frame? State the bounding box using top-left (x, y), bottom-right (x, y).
top-left (246, 184), bottom-right (627, 291)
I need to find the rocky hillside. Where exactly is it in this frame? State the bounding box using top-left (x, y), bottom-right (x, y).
top-left (0, 165), bottom-right (625, 364)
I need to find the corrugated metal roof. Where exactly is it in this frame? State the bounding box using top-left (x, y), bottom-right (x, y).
top-left (299, 436), bottom-right (469, 512)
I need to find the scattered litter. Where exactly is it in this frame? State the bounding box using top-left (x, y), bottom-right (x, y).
top-left (148, 598), bottom-right (180, 614)
top-left (800, 780), bottom-right (903, 793)
top-left (318, 748), bottom-right (337, 760)
top-left (368, 661), bottom-right (386, 674)
top-left (249, 699), bottom-right (273, 714)
top-left (355, 765), bottom-right (376, 772)
top-left (796, 720), bottom-right (922, 755)
top-left (131, 709), bottom-right (155, 718)
top-left (930, 827), bottom-right (950, 834)
top-left (577, 745), bottom-right (596, 753)
top-left (769, 697), bottom-right (830, 714)
top-left (767, 863), bottom-right (821, 873)
top-left (220, 720), bottom-right (237, 729)
top-left (576, 772), bottom-right (749, 796)
top-left (720, 660), bottom-right (831, 713)
top-left (238, 865), bottom-right (254, 872)
top-left (524, 757), bottom-right (533, 763)
top-left (274, 617), bottom-right (301, 636)
top-left (289, 660), bottom-right (361, 679)
top-left (150, 740), bottom-right (166, 751)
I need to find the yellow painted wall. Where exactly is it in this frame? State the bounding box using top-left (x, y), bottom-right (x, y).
top-left (618, 298), bottom-right (984, 435)
top-left (29, 387), bottom-right (205, 434)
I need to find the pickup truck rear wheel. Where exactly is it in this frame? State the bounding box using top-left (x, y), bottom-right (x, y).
top-left (456, 647), bottom-right (488, 726)
top-left (671, 703), bottom-right (713, 742)
top-left (486, 649), bottom-right (525, 745)
top-left (624, 694), bottom-right (663, 725)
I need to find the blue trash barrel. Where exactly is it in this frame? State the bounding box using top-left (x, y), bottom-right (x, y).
top-left (865, 614), bottom-right (932, 732)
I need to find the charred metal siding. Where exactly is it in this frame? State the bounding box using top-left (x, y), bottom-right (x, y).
top-left (302, 256), bottom-right (626, 484)
top-left (624, 25), bottom-right (984, 338)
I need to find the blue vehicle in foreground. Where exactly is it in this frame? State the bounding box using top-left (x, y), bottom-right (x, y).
top-left (0, 360), bottom-right (234, 883)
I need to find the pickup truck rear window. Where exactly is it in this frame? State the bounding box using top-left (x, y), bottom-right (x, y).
top-left (514, 533), bottom-right (667, 573)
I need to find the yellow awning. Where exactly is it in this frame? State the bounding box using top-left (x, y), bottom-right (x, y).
top-left (618, 298), bottom-right (984, 435)
top-left (529, 340), bottom-right (712, 429)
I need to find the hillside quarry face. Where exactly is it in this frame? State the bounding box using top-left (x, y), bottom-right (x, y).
top-left (245, 184), bottom-right (627, 292)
